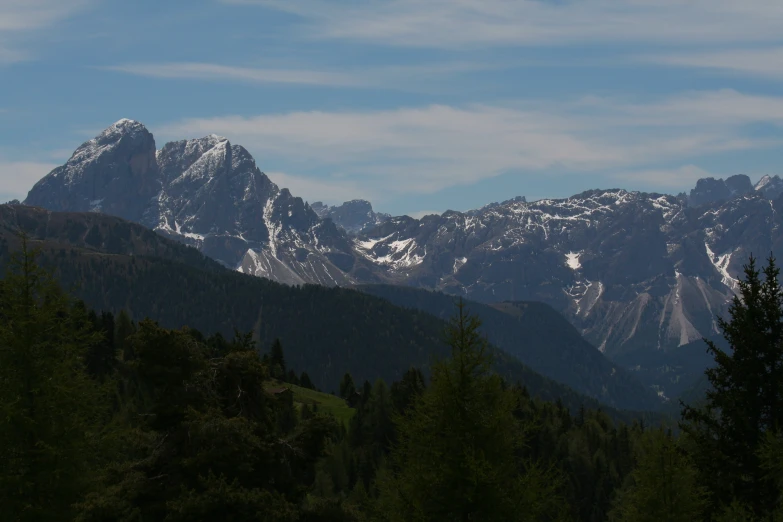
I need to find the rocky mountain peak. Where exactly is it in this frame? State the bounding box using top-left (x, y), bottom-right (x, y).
top-left (725, 174), bottom-right (753, 195)
top-left (26, 119), bottom-right (359, 288)
top-left (755, 175), bottom-right (783, 200)
top-left (26, 119), bottom-right (158, 221)
top-left (689, 174), bottom-right (754, 207)
top-left (310, 199), bottom-right (390, 234)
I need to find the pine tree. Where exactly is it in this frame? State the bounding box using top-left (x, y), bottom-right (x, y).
top-left (300, 372), bottom-right (315, 390)
top-left (270, 338), bottom-right (286, 380)
top-left (378, 299), bottom-right (562, 521)
top-left (608, 429), bottom-right (707, 522)
top-left (340, 372), bottom-right (357, 400)
top-left (114, 309), bottom-right (135, 360)
top-left (681, 255), bottom-right (783, 517)
top-left (85, 310), bottom-right (117, 379)
top-left (390, 367), bottom-right (426, 414)
top-left (0, 236), bottom-right (104, 521)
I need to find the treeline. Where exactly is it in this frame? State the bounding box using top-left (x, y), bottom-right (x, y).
top-left (1, 240), bottom-right (782, 521)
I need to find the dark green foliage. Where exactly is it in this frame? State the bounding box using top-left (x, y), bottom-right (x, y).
top-left (85, 311), bottom-right (117, 379)
top-left (114, 309), bottom-right (135, 359)
top-left (77, 321), bottom-right (335, 521)
top-left (681, 255), bottom-right (783, 518)
top-left (608, 429), bottom-right (707, 522)
top-left (0, 236), bottom-right (104, 521)
top-left (7, 209), bottom-right (778, 521)
top-left (377, 300), bottom-right (564, 521)
top-left (300, 372), bottom-right (315, 390)
top-left (390, 367), bottom-right (425, 415)
top-left (270, 338), bottom-right (286, 380)
top-left (340, 372), bottom-right (357, 400)
top-left (287, 369), bottom-right (301, 385)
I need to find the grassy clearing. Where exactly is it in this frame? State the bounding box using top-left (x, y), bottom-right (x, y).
top-left (265, 381), bottom-right (356, 427)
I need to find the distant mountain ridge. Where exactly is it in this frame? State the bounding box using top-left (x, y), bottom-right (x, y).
top-left (23, 119), bottom-right (783, 394)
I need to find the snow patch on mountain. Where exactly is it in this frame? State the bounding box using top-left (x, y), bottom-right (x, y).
top-left (705, 242), bottom-right (738, 291)
top-left (565, 251), bottom-right (582, 270)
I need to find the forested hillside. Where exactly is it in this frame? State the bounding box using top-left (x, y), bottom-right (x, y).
top-left (358, 284), bottom-right (660, 410)
top-left (0, 204), bottom-right (656, 416)
top-left (1, 241), bottom-right (781, 521)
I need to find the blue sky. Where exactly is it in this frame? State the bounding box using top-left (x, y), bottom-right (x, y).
top-left (2, 0), bottom-right (783, 217)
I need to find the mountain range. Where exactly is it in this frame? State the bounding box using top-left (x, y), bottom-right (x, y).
top-left (24, 119), bottom-right (782, 396)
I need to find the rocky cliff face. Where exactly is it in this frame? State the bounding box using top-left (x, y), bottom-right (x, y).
top-left (26, 119), bottom-right (159, 221)
top-left (688, 174), bottom-right (754, 207)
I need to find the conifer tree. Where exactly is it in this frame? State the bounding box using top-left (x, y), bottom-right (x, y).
top-left (681, 255), bottom-right (783, 517)
top-left (340, 372), bottom-right (357, 400)
top-left (300, 372), bottom-right (315, 390)
top-left (378, 299), bottom-right (562, 521)
top-left (85, 310), bottom-right (117, 379)
top-left (114, 309), bottom-right (135, 360)
top-left (0, 236), bottom-right (104, 521)
top-left (608, 429), bottom-right (707, 522)
top-left (270, 338), bottom-right (286, 380)
top-left (390, 367), bottom-right (426, 414)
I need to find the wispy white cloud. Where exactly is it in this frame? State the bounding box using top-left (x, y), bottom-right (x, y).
top-left (225, 0), bottom-right (783, 49)
top-left (0, 159), bottom-right (57, 200)
top-left (99, 60), bottom-right (503, 90)
top-left (610, 165), bottom-right (715, 189)
top-left (0, 0), bottom-right (90, 31)
top-left (101, 63), bottom-right (367, 87)
top-left (0, 0), bottom-right (94, 63)
top-left (158, 89), bottom-right (783, 197)
top-left (266, 171), bottom-right (374, 205)
top-left (0, 44), bottom-right (26, 64)
top-left (645, 47), bottom-right (783, 80)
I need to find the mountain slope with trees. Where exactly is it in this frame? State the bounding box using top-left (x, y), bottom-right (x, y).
top-left (0, 203), bottom-right (657, 415)
top-left (358, 284), bottom-right (661, 410)
top-left (2, 241), bottom-right (780, 521)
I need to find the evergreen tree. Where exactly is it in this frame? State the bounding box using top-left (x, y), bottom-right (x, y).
top-left (390, 367), bottom-right (426, 414)
top-left (300, 372), bottom-right (315, 390)
top-left (270, 338), bottom-right (286, 380)
top-left (378, 299), bottom-right (562, 521)
top-left (114, 309), bottom-right (135, 360)
top-left (85, 310), bottom-right (117, 379)
top-left (681, 255), bottom-right (783, 517)
top-left (608, 429), bottom-right (707, 522)
top-left (340, 372), bottom-right (357, 400)
top-left (287, 369), bottom-right (301, 386)
top-left (0, 236), bottom-right (104, 521)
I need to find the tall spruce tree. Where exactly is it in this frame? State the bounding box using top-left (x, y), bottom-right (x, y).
top-left (378, 299), bottom-right (562, 521)
top-left (681, 255), bottom-right (783, 518)
top-left (270, 338), bottom-right (286, 380)
top-left (0, 236), bottom-right (104, 521)
top-left (340, 372), bottom-right (357, 400)
top-left (608, 429), bottom-right (707, 522)
top-left (114, 309), bottom-right (135, 360)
